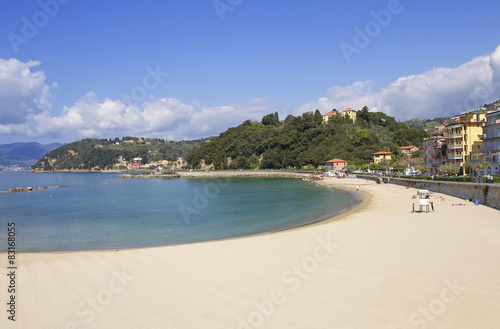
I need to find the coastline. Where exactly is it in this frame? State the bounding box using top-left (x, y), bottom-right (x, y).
top-left (1, 178), bottom-right (500, 328)
top-left (3, 173), bottom-right (361, 253)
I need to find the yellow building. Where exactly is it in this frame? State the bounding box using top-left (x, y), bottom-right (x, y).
top-left (372, 151), bottom-right (392, 163)
top-left (322, 108), bottom-right (357, 123)
top-left (343, 108), bottom-right (357, 123)
top-left (445, 110), bottom-right (486, 174)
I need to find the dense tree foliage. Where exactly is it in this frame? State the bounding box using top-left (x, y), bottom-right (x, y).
top-left (186, 108), bottom-right (429, 169)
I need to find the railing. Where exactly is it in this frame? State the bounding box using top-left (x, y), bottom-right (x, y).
top-left (446, 134), bottom-right (462, 139)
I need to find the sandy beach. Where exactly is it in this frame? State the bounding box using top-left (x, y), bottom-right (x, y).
top-left (1, 178), bottom-right (500, 329)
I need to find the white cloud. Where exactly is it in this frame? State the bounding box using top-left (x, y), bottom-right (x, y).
top-left (20, 92), bottom-right (281, 141)
top-left (2, 47), bottom-right (500, 143)
top-left (0, 58), bottom-right (281, 141)
top-left (0, 58), bottom-right (54, 125)
top-left (297, 46), bottom-right (500, 120)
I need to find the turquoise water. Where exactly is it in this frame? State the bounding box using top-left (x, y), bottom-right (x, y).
top-left (0, 172), bottom-right (355, 251)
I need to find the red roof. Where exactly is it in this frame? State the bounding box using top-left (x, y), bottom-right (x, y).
top-left (324, 110), bottom-right (337, 115)
top-left (344, 108), bottom-right (354, 112)
top-left (326, 158), bottom-right (347, 163)
top-left (400, 145), bottom-right (416, 149)
top-left (373, 151), bottom-right (391, 155)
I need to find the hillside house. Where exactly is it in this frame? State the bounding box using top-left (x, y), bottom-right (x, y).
top-left (400, 145), bottom-right (420, 156)
top-left (343, 108), bottom-right (357, 123)
top-left (373, 151), bottom-right (392, 164)
top-left (322, 110), bottom-right (338, 123)
top-left (326, 158), bottom-right (347, 171)
top-left (322, 108), bottom-right (357, 123)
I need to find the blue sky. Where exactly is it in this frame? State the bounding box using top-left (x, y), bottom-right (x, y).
top-left (1, 0), bottom-right (500, 144)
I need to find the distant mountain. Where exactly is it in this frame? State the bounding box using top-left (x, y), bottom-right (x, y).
top-left (0, 142), bottom-right (64, 168)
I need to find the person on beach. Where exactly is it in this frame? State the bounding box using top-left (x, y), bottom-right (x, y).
top-left (356, 186), bottom-right (360, 191)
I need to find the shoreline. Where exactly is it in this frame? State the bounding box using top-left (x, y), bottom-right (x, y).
top-left (3, 175), bottom-right (363, 254)
top-left (2, 178), bottom-right (500, 328)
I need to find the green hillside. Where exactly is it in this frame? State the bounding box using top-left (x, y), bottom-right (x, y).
top-left (186, 107), bottom-right (428, 170)
top-left (31, 137), bottom-right (207, 171)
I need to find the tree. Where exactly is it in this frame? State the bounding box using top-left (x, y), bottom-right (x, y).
top-left (415, 165), bottom-right (430, 174)
top-left (261, 113), bottom-right (278, 126)
top-left (378, 159), bottom-right (390, 170)
top-left (464, 161), bottom-right (489, 176)
top-left (344, 164), bottom-right (357, 171)
top-left (357, 106), bottom-right (370, 127)
top-left (314, 109), bottom-right (323, 124)
top-left (437, 164), bottom-right (460, 176)
top-left (410, 149), bottom-right (423, 158)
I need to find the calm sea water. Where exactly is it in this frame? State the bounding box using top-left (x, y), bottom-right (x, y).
top-left (0, 171), bottom-right (355, 251)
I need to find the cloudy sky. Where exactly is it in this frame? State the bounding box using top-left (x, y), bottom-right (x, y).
top-left (1, 0), bottom-right (500, 144)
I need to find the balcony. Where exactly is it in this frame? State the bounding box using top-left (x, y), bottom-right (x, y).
top-left (448, 155), bottom-right (464, 160)
top-left (446, 134), bottom-right (462, 139)
top-left (447, 144), bottom-right (463, 150)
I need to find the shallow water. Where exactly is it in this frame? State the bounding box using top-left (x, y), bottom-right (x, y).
top-left (0, 172), bottom-right (354, 251)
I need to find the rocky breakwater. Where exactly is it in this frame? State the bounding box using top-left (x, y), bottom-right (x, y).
top-left (119, 173), bottom-right (180, 179)
top-left (176, 170), bottom-right (321, 181)
top-left (118, 170), bottom-right (322, 181)
top-left (0, 186), bottom-right (61, 193)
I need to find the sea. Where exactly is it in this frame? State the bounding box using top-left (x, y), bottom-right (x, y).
top-left (0, 171), bottom-right (356, 251)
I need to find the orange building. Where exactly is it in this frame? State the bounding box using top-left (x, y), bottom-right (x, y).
top-left (326, 158), bottom-right (347, 171)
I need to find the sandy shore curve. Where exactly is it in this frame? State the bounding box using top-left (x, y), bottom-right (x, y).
top-left (1, 178), bottom-right (499, 328)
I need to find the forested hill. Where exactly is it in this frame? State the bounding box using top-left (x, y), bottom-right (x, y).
top-left (404, 117), bottom-right (448, 132)
top-left (186, 107), bottom-right (428, 170)
top-left (31, 137), bottom-right (207, 171)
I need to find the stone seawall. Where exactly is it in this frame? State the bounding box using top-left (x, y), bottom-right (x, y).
top-left (358, 175), bottom-right (500, 210)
